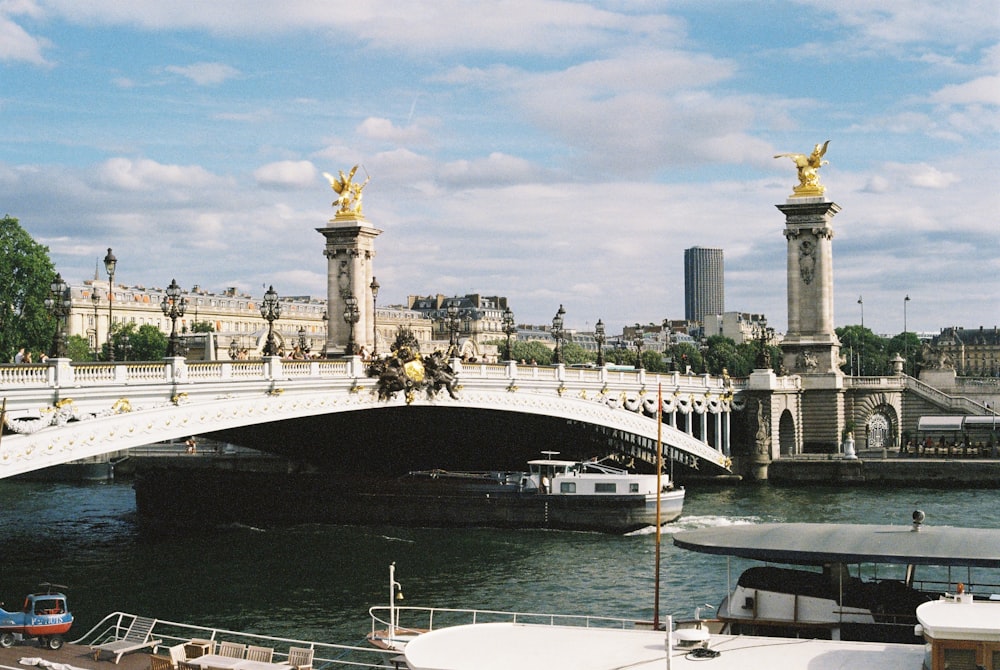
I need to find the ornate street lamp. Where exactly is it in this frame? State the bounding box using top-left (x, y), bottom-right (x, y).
top-left (260, 285), bottom-right (282, 356)
top-left (343, 294), bottom-right (360, 356)
top-left (161, 278), bottom-right (188, 357)
top-left (370, 276), bottom-right (380, 357)
top-left (298, 325), bottom-right (308, 352)
top-left (502, 306), bottom-right (516, 361)
top-left (228, 337), bottom-right (240, 360)
top-left (551, 304), bottom-right (565, 364)
top-left (90, 289), bottom-right (101, 360)
top-left (594, 318), bottom-right (606, 367)
top-left (445, 302), bottom-right (461, 355)
top-left (44, 273), bottom-right (72, 358)
top-left (121, 333), bottom-right (131, 362)
top-left (103, 248), bottom-right (117, 361)
top-left (633, 324), bottom-right (645, 369)
top-left (754, 317), bottom-right (774, 369)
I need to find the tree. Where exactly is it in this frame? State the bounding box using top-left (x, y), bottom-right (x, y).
top-left (108, 323), bottom-right (168, 361)
top-left (66, 334), bottom-right (93, 361)
top-left (0, 215), bottom-right (57, 362)
top-left (837, 325), bottom-right (889, 376)
top-left (190, 321), bottom-right (216, 333)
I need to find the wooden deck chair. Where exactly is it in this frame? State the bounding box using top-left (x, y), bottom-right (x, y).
top-left (178, 661), bottom-right (201, 670)
top-left (148, 655), bottom-right (173, 670)
top-left (245, 646), bottom-right (273, 663)
top-left (218, 642), bottom-right (247, 659)
top-left (285, 647), bottom-right (313, 670)
top-left (167, 643), bottom-right (188, 667)
top-left (91, 616), bottom-right (163, 663)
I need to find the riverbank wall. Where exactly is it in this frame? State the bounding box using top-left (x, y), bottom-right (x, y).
top-left (768, 456), bottom-right (1000, 487)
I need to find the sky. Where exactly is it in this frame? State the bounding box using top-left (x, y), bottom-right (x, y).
top-left (2, 0), bottom-right (998, 338)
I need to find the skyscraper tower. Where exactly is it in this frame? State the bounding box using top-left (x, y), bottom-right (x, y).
top-left (684, 247), bottom-right (724, 323)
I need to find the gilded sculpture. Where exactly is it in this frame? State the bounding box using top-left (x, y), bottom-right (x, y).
top-left (323, 165), bottom-right (370, 217)
top-left (774, 140), bottom-right (830, 197)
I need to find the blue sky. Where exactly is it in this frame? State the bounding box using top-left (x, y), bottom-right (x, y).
top-left (2, 0), bottom-right (998, 337)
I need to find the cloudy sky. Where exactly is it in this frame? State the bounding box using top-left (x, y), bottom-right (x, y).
top-left (2, 1), bottom-right (998, 337)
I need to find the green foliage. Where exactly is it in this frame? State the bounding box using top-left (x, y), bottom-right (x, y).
top-left (509, 340), bottom-right (555, 365)
top-left (108, 323), bottom-right (168, 361)
top-left (66, 335), bottom-right (93, 361)
top-left (0, 215), bottom-right (57, 362)
top-left (190, 321), bottom-right (216, 333)
top-left (558, 341), bottom-right (591, 365)
top-left (664, 342), bottom-right (703, 374)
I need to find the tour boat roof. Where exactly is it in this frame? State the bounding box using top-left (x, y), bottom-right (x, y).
top-left (673, 522), bottom-right (1000, 568)
top-left (401, 622), bottom-right (923, 670)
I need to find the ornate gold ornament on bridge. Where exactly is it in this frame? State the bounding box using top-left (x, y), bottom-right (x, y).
top-left (774, 140), bottom-right (830, 197)
top-left (323, 165), bottom-right (371, 218)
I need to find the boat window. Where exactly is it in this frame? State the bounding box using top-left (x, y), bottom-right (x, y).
top-left (630, 483), bottom-right (639, 493)
top-left (595, 483), bottom-right (616, 493)
top-left (560, 482), bottom-right (576, 493)
top-left (940, 646), bottom-right (976, 670)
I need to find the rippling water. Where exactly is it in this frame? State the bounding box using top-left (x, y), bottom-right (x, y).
top-left (1, 479), bottom-right (997, 646)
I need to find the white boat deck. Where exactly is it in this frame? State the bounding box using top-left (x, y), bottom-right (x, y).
top-left (402, 622), bottom-right (925, 670)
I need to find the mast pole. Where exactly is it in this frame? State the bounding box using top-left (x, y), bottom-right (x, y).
top-left (654, 383), bottom-right (663, 629)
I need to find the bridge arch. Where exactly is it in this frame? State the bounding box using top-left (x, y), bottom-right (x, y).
top-left (1, 378), bottom-right (732, 480)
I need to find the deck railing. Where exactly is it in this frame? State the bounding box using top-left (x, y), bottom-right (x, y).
top-left (74, 611), bottom-right (400, 670)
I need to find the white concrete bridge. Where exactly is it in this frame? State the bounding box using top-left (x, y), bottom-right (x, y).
top-left (0, 357), bottom-right (735, 479)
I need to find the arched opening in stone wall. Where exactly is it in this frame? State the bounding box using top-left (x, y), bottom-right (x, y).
top-left (779, 409), bottom-right (796, 456)
top-left (865, 410), bottom-right (895, 450)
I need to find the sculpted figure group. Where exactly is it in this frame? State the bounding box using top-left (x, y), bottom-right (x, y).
top-left (323, 165), bottom-right (370, 217)
top-left (774, 140), bottom-right (830, 196)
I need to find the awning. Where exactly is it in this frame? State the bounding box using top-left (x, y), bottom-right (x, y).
top-left (917, 416), bottom-right (966, 431)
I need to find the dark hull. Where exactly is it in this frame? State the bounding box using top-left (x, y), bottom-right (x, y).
top-left (134, 467), bottom-right (683, 534)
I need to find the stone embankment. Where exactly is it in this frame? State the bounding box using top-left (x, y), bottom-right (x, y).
top-left (769, 453), bottom-right (1000, 487)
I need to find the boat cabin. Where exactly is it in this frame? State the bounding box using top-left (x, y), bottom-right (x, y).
top-left (918, 597), bottom-right (1000, 670)
top-left (673, 517), bottom-right (1000, 644)
top-left (526, 458), bottom-right (661, 496)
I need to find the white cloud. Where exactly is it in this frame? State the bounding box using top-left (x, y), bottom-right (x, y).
top-left (253, 160), bottom-right (317, 189)
top-left (165, 62), bottom-right (241, 85)
top-left (0, 13), bottom-right (50, 65)
top-left (95, 157), bottom-right (223, 192)
top-left (931, 75), bottom-right (1000, 106)
top-left (357, 117), bottom-right (430, 145)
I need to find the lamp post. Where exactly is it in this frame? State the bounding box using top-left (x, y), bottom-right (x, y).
top-left (90, 289), bottom-right (101, 360)
top-left (551, 304), bottom-right (565, 364)
top-left (44, 273), bottom-right (71, 358)
top-left (755, 317), bottom-right (773, 369)
top-left (343, 294), bottom-right (360, 356)
top-left (298, 326), bottom-right (307, 353)
top-left (370, 277), bottom-right (380, 358)
top-left (260, 285), bottom-right (282, 356)
top-left (103, 248), bottom-right (117, 361)
top-left (229, 337), bottom-right (240, 361)
top-left (446, 302), bottom-right (461, 356)
top-left (903, 294), bottom-right (911, 375)
top-left (858, 295), bottom-right (864, 330)
top-left (594, 318), bottom-right (606, 367)
top-left (634, 324), bottom-right (644, 370)
top-left (121, 333), bottom-right (131, 362)
top-left (502, 306), bottom-right (516, 361)
top-left (160, 278), bottom-right (188, 357)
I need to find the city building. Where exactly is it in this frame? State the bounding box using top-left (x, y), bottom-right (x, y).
top-left (703, 312), bottom-right (769, 344)
top-left (407, 293), bottom-right (507, 356)
top-left (66, 278), bottom-right (327, 359)
top-left (933, 326), bottom-right (1000, 376)
top-left (684, 247), bottom-right (724, 324)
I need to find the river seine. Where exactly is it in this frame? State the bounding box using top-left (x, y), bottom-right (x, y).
top-left (1, 478), bottom-right (997, 647)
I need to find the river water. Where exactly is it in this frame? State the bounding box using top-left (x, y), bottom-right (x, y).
top-left (1, 478), bottom-right (997, 648)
